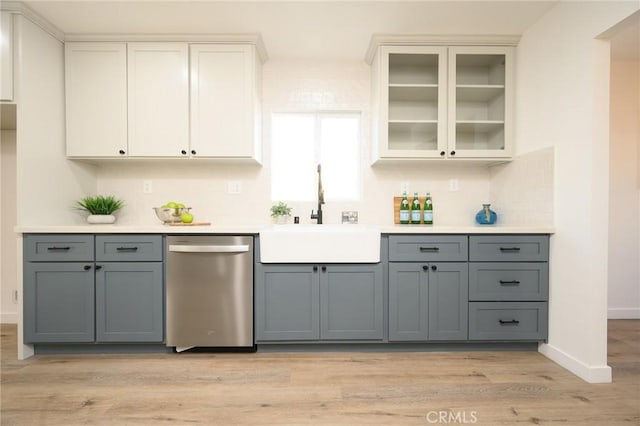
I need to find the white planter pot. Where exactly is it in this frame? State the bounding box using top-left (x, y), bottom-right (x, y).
top-left (272, 215), bottom-right (290, 225)
top-left (87, 214), bottom-right (116, 224)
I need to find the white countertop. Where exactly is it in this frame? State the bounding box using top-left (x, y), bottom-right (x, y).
top-left (15, 224), bottom-right (554, 234)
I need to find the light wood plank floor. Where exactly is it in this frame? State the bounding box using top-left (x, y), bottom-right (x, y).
top-left (1, 321), bottom-right (638, 425)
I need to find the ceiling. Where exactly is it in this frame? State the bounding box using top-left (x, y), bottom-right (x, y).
top-left (23, 1), bottom-right (561, 60)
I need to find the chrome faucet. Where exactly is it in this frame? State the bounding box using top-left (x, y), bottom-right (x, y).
top-left (310, 164), bottom-right (325, 224)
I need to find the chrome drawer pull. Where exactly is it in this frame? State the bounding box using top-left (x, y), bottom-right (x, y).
top-left (499, 280), bottom-right (521, 285)
top-left (498, 319), bottom-right (520, 325)
top-left (116, 247), bottom-right (139, 252)
top-left (47, 246), bottom-right (71, 251)
top-left (499, 247), bottom-right (521, 252)
top-left (419, 247), bottom-right (440, 252)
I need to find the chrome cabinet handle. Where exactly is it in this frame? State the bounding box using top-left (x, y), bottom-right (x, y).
top-left (169, 245), bottom-right (249, 253)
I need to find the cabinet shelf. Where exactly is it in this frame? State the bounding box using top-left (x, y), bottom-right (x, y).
top-left (389, 85), bottom-right (439, 102)
top-left (456, 85), bottom-right (504, 102)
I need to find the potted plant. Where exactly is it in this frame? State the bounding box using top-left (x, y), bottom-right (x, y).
top-left (76, 195), bottom-right (125, 224)
top-left (270, 201), bottom-right (292, 224)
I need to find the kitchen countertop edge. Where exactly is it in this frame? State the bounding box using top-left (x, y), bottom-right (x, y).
top-left (15, 224), bottom-right (555, 235)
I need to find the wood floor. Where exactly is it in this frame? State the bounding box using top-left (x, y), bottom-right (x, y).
top-left (1, 321), bottom-right (638, 425)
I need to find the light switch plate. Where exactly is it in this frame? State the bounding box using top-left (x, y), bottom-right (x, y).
top-left (227, 180), bottom-right (242, 194)
top-left (400, 181), bottom-right (410, 194)
top-left (449, 178), bottom-right (459, 192)
top-left (143, 180), bottom-right (153, 194)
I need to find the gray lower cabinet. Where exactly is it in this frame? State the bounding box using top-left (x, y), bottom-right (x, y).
top-left (24, 262), bottom-right (96, 343)
top-left (23, 234), bottom-right (164, 345)
top-left (255, 263), bottom-right (383, 342)
top-left (468, 235), bottom-right (549, 341)
top-left (389, 262), bottom-right (468, 341)
top-left (321, 265), bottom-right (383, 340)
top-left (95, 262), bottom-right (164, 342)
top-left (255, 265), bottom-right (320, 341)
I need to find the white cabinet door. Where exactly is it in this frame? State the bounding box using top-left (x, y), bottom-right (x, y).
top-left (65, 43), bottom-right (127, 157)
top-left (128, 43), bottom-right (189, 157)
top-left (190, 44), bottom-right (260, 160)
top-left (447, 46), bottom-right (514, 159)
top-left (1, 12), bottom-right (14, 101)
top-left (372, 46), bottom-right (447, 163)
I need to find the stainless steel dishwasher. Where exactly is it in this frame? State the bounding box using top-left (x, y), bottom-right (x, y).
top-left (166, 235), bottom-right (254, 351)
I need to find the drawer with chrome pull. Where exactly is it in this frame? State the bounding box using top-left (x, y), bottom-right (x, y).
top-left (96, 235), bottom-right (163, 262)
top-left (24, 234), bottom-right (94, 262)
top-left (388, 235), bottom-right (468, 262)
top-left (468, 302), bottom-right (548, 340)
top-left (469, 263), bottom-right (548, 301)
top-left (469, 235), bottom-right (549, 262)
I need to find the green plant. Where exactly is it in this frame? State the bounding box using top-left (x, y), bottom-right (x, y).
top-left (76, 195), bottom-right (125, 215)
top-left (270, 201), bottom-right (292, 217)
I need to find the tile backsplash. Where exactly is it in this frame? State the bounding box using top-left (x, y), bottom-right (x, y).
top-left (489, 147), bottom-right (554, 226)
top-left (97, 59), bottom-right (550, 227)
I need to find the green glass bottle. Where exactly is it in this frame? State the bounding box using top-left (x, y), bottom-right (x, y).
top-left (423, 192), bottom-right (433, 225)
top-left (399, 191), bottom-right (410, 225)
top-left (411, 192), bottom-right (421, 224)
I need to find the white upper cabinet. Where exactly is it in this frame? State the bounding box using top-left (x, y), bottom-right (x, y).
top-left (372, 46), bottom-right (447, 160)
top-left (190, 44), bottom-right (261, 161)
top-left (369, 41), bottom-right (515, 163)
top-left (1, 12), bottom-right (14, 101)
top-left (448, 46), bottom-right (513, 159)
top-left (127, 43), bottom-right (189, 157)
top-left (65, 42), bottom-right (127, 157)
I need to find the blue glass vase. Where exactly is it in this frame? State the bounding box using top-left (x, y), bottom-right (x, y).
top-left (475, 204), bottom-right (497, 225)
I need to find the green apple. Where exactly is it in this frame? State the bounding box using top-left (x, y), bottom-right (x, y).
top-left (180, 213), bottom-right (194, 224)
top-left (166, 201), bottom-right (177, 208)
top-left (176, 203), bottom-right (185, 209)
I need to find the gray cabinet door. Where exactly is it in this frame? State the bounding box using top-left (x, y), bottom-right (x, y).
top-left (95, 262), bottom-right (164, 342)
top-left (255, 265), bottom-right (320, 341)
top-left (24, 262), bottom-right (95, 343)
top-left (469, 262), bottom-right (548, 301)
top-left (469, 302), bottom-right (548, 340)
top-left (320, 264), bottom-right (383, 340)
top-left (96, 235), bottom-right (163, 262)
top-left (428, 263), bottom-right (468, 340)
top-left (388, 235), bottom-right (468, 262)
top-left (469, 235), bottom-right (549, 262)
top-left (24, 234), bottom-right (94, 262)
top-left (388, 263), bottom-right (429, 341)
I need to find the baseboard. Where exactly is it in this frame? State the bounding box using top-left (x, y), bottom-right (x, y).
top-left (608, 307), bottom-right (640, 319)
top-left (0, 312), bottom-right (18, 324)
top-left (539, 343), bottom-right (612, 383)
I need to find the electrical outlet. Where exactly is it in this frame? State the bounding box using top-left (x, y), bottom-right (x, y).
top-left (449, 178), bottom-right (459, 192)
top-left (227, 180), bottom-right (242, 194)
top-left (400, 181), bottom-right (410, 194)
top-left (143, 180), bottom-right (153, 194)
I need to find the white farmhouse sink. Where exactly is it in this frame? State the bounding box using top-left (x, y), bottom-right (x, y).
top-left (259, 224), bottom-right (381, 263)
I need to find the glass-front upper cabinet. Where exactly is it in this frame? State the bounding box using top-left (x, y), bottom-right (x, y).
top-left (370, 42), bottom-right (514, 163)
top-left (448, 46), bottom-right (514, 159)
top-left (372, 46), bottom-right (447, 161)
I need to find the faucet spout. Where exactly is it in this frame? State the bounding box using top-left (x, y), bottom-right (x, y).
top-left (311, 164), bottom-right (325, 224)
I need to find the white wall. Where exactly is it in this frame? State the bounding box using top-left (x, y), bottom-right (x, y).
top-left (98, 59), bottom-right (492, 227)
top-left (14, 15), bottom-right (97, 227)
top-left (608, 58), bottom-right (640, 319)
top-left (516, 1), bottom-right (639, 383)
top-left (1, 129), bottom-right (17, 323)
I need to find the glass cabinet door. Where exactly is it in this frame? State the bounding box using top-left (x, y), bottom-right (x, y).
top-left (448, 46), bottom-right (513, 158)
top-left (381, 46), bottom-right (447, 158)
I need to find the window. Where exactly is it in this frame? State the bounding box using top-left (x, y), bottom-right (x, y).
top-left (271, 112), bottom-right (360, 202)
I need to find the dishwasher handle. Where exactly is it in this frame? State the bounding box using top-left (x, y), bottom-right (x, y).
top-left (169, 244), bottom-right (250, 253)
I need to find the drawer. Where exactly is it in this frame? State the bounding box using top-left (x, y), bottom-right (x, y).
top-left (96, 235), bottom-right (163, 262)
top-left (469, 235), bottom-right (549, 262)
top-left (468, 302), bottom-right (547, 341)
top-left (469, 263), bottom-right (548, 301)
top-left (388, 235), bottom-right (468, 262)
top-left (24, 234), bottom-right (94, 262)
